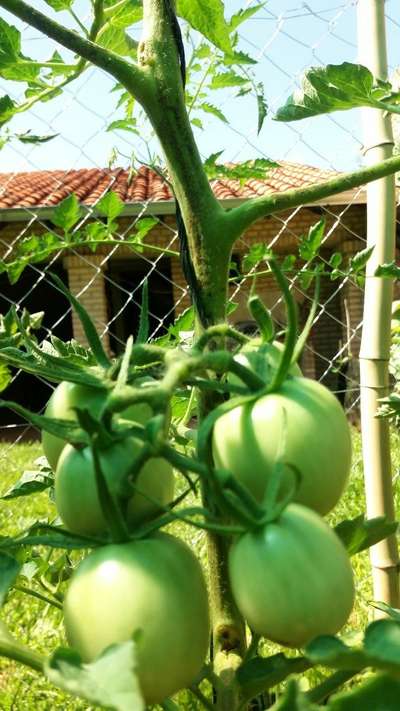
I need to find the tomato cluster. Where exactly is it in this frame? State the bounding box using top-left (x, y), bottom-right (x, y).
top-left (42, 380), bottom-right (210, 705)
top-left (39, 330), bottom-right (355, 704)
top-left (213, 340), bottom-right (355, 647)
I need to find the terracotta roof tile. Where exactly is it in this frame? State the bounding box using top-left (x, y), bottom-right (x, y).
top-left (0, 162), bottom-right (343, 211)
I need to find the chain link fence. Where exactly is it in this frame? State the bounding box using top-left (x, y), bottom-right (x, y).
top-left (0, 0), bottom-right (399, 446)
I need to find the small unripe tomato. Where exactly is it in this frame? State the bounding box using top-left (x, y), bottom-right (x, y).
top-left (213, 377), bottom-right (351, 515)
top-left (229, 504), bottom-right (355, 648)
top-left (64, 533), bottom-right (210, 705)
top-left (42, 379), bottom-right (160, 471)
top-left (55, 437), bottom-right (174, 536)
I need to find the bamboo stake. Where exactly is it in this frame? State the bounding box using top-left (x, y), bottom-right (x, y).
top-left (357, 0), bottom-right (399, 608)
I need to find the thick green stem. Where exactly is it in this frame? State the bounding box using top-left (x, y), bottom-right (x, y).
top-left (140, 0), bottom-right (230, 329)
top-left (224, 153), bottom-right (400, 244)
top-left (0, 638), bottom-right (44, 673)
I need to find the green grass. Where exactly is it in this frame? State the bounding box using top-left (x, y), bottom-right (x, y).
top-left (0, 430), bottom-right (399, 709)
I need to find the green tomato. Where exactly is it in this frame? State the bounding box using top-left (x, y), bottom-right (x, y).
top-left (42, 380), bottom-right (157, 472)
top-left (229, 339), bottom-right (301, 388)
top-left (64, 533), bottom-right (210, 705)
top-left (229, 503), bottom-right (354, 648)
top-left (212, 376), bottom-right (351, 515)
top-left (55, 438), bottom-right (174, 536)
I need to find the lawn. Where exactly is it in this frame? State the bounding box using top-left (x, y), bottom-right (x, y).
top-left (0, 429), bottom-right (399, 709)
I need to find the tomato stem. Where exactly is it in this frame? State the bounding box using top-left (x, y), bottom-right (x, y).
top-left (267, 259), bottom-right (299, 392)
top-left (293, 271), bottom-right (321, 364)
top-left (248, 295), bottom-right (275, 343)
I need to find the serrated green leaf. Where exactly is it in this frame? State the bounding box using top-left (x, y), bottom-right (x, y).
top-left (103, 0), bottom-right (142, 29)
top-left (199, 101), bottom-right (228, 123)
top-left (107, 118), bottom-right (138, 133)
top-left (98, 25), bottom-right (136, 57)
top-left (210, 70), bottom-right (249, 89)
top-left (371, 601), bottom-right (400, 621)
top-left (0, 16), bottom-right (20, 66)
top-left (334, 514), bottom-right (398, 556)
top-left (46, 641), bottom-right (144, 711)
top-left (299, 219), bottom-right (326, 261)
top-left (242, 243), bottom-right (269, 271)
top-left (223, 50), bottom-right (257, 66)
top-left (375, 261), bottom-right (400, 279)
top-left (44, 0), bottom-right (74, 10)
top-left (204, 155), bottom-right (277, 182)
top-left (275, 62), bottom-right (400, 122)
top-left (96, 191), bottom-right (124, 221)
top-left (0, 523), bottom-right (103, 550)
top-left (17, 131), bottom-right (58, 144)
top-left (328, 673), bottom-right (400, 711)
top-left (51, 194), bottom-right (82, 233)
top-left (349, 246), bottom-right (374, 273)
top-left (257, 83), bottom-right (267, 134)
top-left (236, 654), bottom-right (311, 700)
top-left (191, 117), bottom-right (203, 129)
top-left (0, 362), bottom-right (11, 392)
top-left (330, 252), bottom-right (343, 269)
top-left (0, 94), bottom-right (16, 125)
top-left (176, 0), bottom-right (233, 53)
top-left (228, 4), bottom-right (267, 32)
top-left (306, 619), bottom-right (400, 677)
top-left (132, 216), bottom-right (158, 242)
top-left (1, 469), bottom-right (54, 500)
top-left (0, 552), bottom-right (20, 607)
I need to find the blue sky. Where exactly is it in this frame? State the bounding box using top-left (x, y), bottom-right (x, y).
top-left (0, 0), bottom-right (399, 174)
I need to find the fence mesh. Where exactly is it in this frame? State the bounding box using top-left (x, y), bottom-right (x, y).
top-left (0, 1), bottom-right (399, 444)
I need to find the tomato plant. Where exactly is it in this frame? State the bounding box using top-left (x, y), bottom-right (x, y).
top-left (42, 380), bottom-right (154, 471)
top-left (212, 376), bottom-right (352, 515)
top-left (229, 503), bottom-right (355, 648)
top-left (64, 533), bottom-right (210, 705)
top-left (55, 437), bottom-right (174, 536)
top-left (0, 1), bottom-right (399, 709)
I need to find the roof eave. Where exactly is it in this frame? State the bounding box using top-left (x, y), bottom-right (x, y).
top-left (0, 190), bottom-right (367, 224)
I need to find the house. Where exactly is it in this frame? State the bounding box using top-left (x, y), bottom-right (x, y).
top-left (0, 161), bottom-right (396, 431)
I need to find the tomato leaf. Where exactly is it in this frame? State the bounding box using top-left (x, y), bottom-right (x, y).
top-left (0, 523), bottom-right (104, 550)
top-left (375, 261), bottom-right (400, 279)
top-left (0, 398), bottom-right (89, 445)
top-left (176, 0), bottom-right (233, 54)
top-left (0, 552), bottom-right (20, 607)
top-left (349, 246), bottom-right (374, 274)
top-left (199, 101), bottom-right (228, 123)
top-left (275, 63), bottom-right (400, 122)
top-left (1, 468), bottom-right (54, 500)
top-left (298, 220), bottom-right (326, 261)
top-left (370, 601), bottom-right (400, 622)
top-left (334, 514), bottom-right (398, 556)
top-left (327, 673), bottom-right (400, 710)
top-left (46, 641), bottom-right (145, 711)
top-left (96, 191), bottom-right (125, 221)
top-left (50, 194), bottom-right (82, 233)
top-left (236, 653), bottom-right (311, 700)
top-left (0, 347), bottom-right (104, 387)
top-left (306, 620), bottom-right (400, 678)
top-left (257, 82), bottom-right (268, 134)
top-left (228, 4), bottom-right (266, 32)
top-left (210, 70), bottom-right (249, 89)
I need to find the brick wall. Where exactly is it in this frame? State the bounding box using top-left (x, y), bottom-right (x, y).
top-left (0, 202), bottom-right (381, 399)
